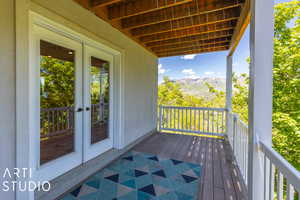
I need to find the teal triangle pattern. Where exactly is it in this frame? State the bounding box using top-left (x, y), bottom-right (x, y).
top-left (60, 151), bottom-right (201, 200)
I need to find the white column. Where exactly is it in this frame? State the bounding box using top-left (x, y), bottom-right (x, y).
top-left (225, 55), bottom-right (233, 135)
top-left (248, 0), bottom-right (274, 199)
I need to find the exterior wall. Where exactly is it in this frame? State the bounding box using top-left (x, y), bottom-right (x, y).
top-left (0, 0), bottom-right (16, 199)
top-left (29, 1), bottom-right (158, 146)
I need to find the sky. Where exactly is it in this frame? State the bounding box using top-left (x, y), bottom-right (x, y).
top-left (158, 0), bottom-right (292, 84)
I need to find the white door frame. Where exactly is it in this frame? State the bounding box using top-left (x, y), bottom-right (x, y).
top-left (83, 44), bottom-right (115, 162)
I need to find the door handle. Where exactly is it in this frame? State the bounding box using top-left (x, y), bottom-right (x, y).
top-left (76, 108), bottom-right (83, 112)
top-left (86, 107), bottom-right (90, 111)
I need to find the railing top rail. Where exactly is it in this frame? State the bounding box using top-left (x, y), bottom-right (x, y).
top-left (41, 106), bottom-right (74, 112)
top-left (260, 140), bottom-right (300, 190)
top-left (160, 105), bottom-right (226, 111)
top-left (236, 118), bottom-right (248, 129)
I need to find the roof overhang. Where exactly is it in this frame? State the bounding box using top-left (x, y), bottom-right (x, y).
top-left (74, 0), bottom-right (250, 57)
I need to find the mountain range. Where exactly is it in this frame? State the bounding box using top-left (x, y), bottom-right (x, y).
top-left (170, 77), bottom-right (226, 99)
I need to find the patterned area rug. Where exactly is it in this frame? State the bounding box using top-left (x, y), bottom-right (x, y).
top-left (61, 151), bottom-right (201, 200)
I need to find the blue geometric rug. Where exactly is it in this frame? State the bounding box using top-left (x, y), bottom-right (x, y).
top-left (61, 151), bottom-right (201, 200)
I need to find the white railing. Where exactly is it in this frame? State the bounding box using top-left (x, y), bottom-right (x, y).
top-left (227, 112), bottom-right (299, 200)
top-left (227, 113), bottom-right (249, 185)
top-left (91, 103), bottom-right (109, 126)
top-left (40, 106), bottom-right (74, 138)
top-left (158, 105), bottom-right (226, 136)
top-left (41, 104), bottom-right (108, 139)
top-left (260, 141), bottom-right (300, 200)
top-left (158, 106), bottom-right (300, 199)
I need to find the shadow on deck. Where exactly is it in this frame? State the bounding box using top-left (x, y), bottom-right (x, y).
top-left (134, 133), bottom-right (248, 200)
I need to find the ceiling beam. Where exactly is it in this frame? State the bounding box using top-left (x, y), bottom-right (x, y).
top-left (228, 0), bottom-right (250, 56)
top-left (146, 29), bottom-right (233, 47)
top-left (131, 7), bottom-right (240, 37)
top-left (139, 20), bottom-right (237, 43)
top-left (154, 42), bottom-right (230, 54)
top-left (121, 0), bottom-right (242, 29)
top-left (92, 0), bottom-right (122, 9)
top-left (108, 0), bottom-right (193, 20)
top-left (152, 37), bottom-right (231, 53)
top-left (157, 46), bottom-right (228, 57)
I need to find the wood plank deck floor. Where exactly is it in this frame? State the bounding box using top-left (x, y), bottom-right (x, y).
top-left (133, 133), bottom-right (248, 200)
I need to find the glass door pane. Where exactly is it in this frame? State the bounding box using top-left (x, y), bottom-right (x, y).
top-left (90, 56), bottom-right (109, 144)
top-left (40, 40), bottom-right (76, 164)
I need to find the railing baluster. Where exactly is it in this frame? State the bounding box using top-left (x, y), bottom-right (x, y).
top-left (167, 108), bottom-right (170, 128)
top-left (264, 154), bottom-right (268, 200)
top-left (216, 111), bottom-right (219, 133)
top-left (47, 110), bottom-right (50, 135)
top-left (221, 110), bottom-right (224, 133)
top-left (207, 110), bottom-right (209, 133)
top-left (269, 163), bottom-right (275, 200)
top-left (181, 108), bottom-right (183, 130)
top-left (194, 110), bottom-right (197, 131)
top-left (286, 181), bottom-right (295, 200)
top-left (277, 171), bottom-right (283, 200)
top-left (189, 108), bottom-right (192, 130)
top-left (177, 107), bottom-right (180, 130)
top-left (212, 110), bottom-right (214, 133)
top-left (173, 107), bottom-right (176, 129)
top-left (185, 108), bottom-right (188, 131)
top-left (202, 110), bottom-right (205, 133)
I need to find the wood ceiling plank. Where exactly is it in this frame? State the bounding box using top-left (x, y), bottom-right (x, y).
top-left (92, 0), bottom-right (123, 9)
top-left (131, 7), bottom-right (240, 37)
top-left (154, 42), bottom-right (230, 54)
top-left (152, 37), bottom-right (231, 53)
top-left (146, 29), bottom-right (233, 47)
top-left (121, 0), bottom-right (242, 29)
top-left (139, 20), bottom-right (237, 43)
top-left (157, 46), bottom-right (228, 57)
top-left (108, 0), bottom-right (193, 20)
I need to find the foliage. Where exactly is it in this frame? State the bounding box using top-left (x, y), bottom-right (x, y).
top-left (40, 56), bottom-right (75, 108)
top-left (232, 73), bottom-right (249, 122)
top-left (272, 0), bottom-right (300, 170)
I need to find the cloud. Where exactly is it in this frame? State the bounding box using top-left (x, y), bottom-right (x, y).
top-left (182, 69), bottom-right (195, 75)
top-left (204, 71), bottom-right (215, 76)
top-left (158, 64), bottom-right (166, 74)
top-left (182, 69), bottom-right (200, 79)
top-left (181, 54), bottom-right (197, 60)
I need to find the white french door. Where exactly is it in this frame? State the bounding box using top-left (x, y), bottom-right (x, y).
top-left (32, 25), bottom-right (83, 181)
top-left (83, 45), bottom-right (114, 162)
top-left (32, 25), bottom-right (114, 181)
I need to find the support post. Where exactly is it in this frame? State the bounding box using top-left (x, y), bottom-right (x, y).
top-left (225, 55), bottom-right (233, 136)
top-left (248, 0), bottom-right (274, 199)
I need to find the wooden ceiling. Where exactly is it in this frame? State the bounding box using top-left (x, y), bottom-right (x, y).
top-left (74, 0), bottom-right (250, 57)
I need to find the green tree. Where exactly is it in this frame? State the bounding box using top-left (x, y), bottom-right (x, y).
top-left (272, 0), bottom-right (300, 170)
top-left (40, 56), bottom-right (75, 108)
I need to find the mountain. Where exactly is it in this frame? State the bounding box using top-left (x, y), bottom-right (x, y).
top-left (170, 77), bottom-right (226, 100)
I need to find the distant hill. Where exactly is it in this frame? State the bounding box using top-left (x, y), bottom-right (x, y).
top-left (165, 77), bottom-right (226, 100)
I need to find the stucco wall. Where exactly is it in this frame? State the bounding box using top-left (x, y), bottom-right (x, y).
top-left (0, 0), bottom-right (16, 199)
top-left (30, 0), bottom-right (158, 146)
